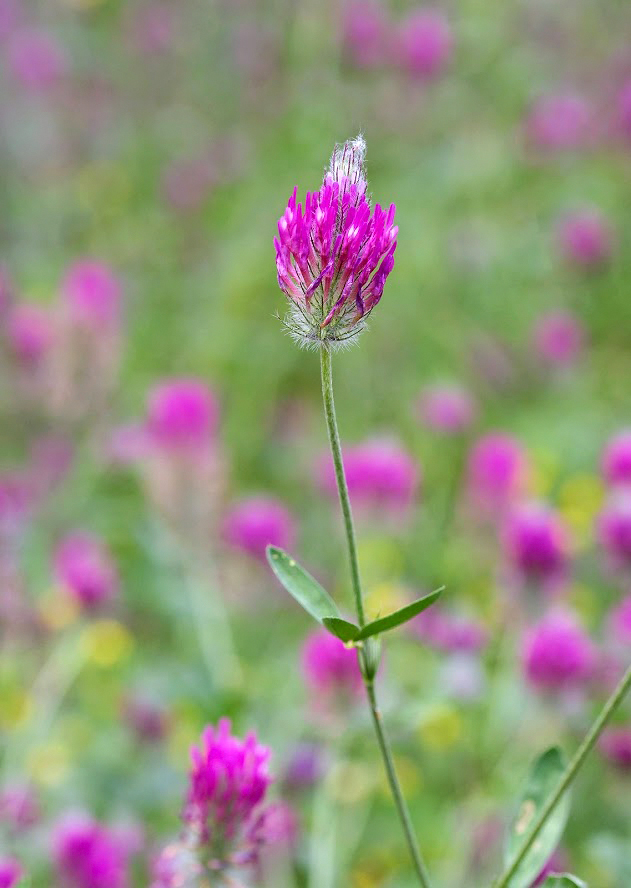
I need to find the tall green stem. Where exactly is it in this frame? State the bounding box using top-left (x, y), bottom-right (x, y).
top-left (319, 346), bottom-right (433, 888)
top-left (493, 662), bottom-right (631, 888)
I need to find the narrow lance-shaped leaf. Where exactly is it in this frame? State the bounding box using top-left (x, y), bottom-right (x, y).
top-left (354, 587), bottom-right (444, 642)
top-left (322, 617), bottom-right (359, 642)
top-left (266, 546), bottom-right (340, 624)
top-left (542, 876), bottom-right (587, 888)
top-left (504, 747), bottom-right (572, 888)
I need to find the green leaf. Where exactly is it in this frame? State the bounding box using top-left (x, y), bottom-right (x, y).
top-left (542, 876), bottom-right (587, 888)
top-left (322, 617), bottom-right (359, 642)
top-left (266, 546), bottom-right (340, 624)
top-left (505, 747), bottom-right (572, 888)
top-left (354, 587), bottom-right (443, 641)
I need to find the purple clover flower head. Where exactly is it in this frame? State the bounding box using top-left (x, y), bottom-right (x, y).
top-left (342, 1), bottom-right (390, 68)
top-left (7, 303), bottom-right (53, 368)
top-left (184, 719), bottom-right (272, 869)
top-left (502, 501), bottom-right (570, 586)
top-left (129, 2), bottom-right (176, 56)
top-left (275, 135), bottom-right (397, 349)
top-left (609, 594), bottom-right (631, 647)
top-left (0, 783), bottom-right (39, 832)
top-left (597, 492), bottom-right (631, 568)
top-left (413, 606), bottom-right (488, 654)
top-left (525, 93), bottom-right (591, 152)
top-left (301, 627), bottom-right (364, 699)
top-left (283, 743), bottom-right (324, 791)
top-left (62, 260), bottom-right (122, 331)
top-left (599, 726), bottom-right (631, 771)
top-left (556, 208), bottom-right (614, 268)
top-left (122, 695), bottom-right (170, 743)
top-left (602, 429), bottom-right (631, 488)
top-left (150, 842), bottom-right (202, 888)
top-left (53, 815), bottom-right (130, 888)
top-left (532, 311), bottom-right (585, 369)
top-left (7, 27), bottom-right (67, 91)
top-left (318, 438), bottom-right (419, 512)
top-left (146, 378), bottom-right (219, 458)
top-left (222, 496), bottom-right (296, 562)
top-left (54, 532), bottom-right (119, 611)
top-left (415, 383), bottom-right (476, 434)
top-left (0, 857), bottom-right (22, 888)
top-left (523, 611), bottom-right (595, 693)
top-left (466, 433), bottom-right (528, 516)
top-left (394, 9), bottom-right (453, 80)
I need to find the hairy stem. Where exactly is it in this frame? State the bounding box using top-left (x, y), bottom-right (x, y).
top-left (492, 662), bottom-right (631, 888)
top-left (319, 345), bottom-right (433, 888)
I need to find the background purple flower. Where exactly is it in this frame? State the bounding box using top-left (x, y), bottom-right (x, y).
top-left (54, 532), bottom-right (119, 610)
top-left (597, 492), bottom-right (631, 568)
top-left (394, 9), bottom-right (453, 80)
top-left (602, 430), bottom-right (631, 488)
top-left (556, 208), bottom-right (614, 267)
top-left (146, 379), bottom-right (219, 457)
top-left (415, 383), bottom-right (476, 434)
top-left (466, 433), bottom-right (528, 516)
top-left (502, 501), bottom-right (570, 586)
top-left (53, 815), bottom-right (130, 888)
top-left (222, 496), bottom-right (296, 561)
top-left (525, 93), bottom-right (591, 151)
top-left (7, 27), bottom-right (67, 91)
top-left (532, 311), bottom-right (585, 369)
top-left (62, 260), bottom-right (122, 330)
top-left (342, 1), bottom-right (389, 68)
top-left (523, 611), bottom-right (595, 692)
top-left (0, 857), bottom-right (22, 888)
top-left (318, 438), bottom-right (420, 512)
top-left (301, 627), bottom-right (364, 699)
top-left (599, 726), bottom-right (631, 771)
top-left (7, 303), bottom-right (53, 367)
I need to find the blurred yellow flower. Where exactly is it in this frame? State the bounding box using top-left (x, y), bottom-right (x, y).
top-left (80, 620), bottom-right (134, 668)
top-left (0, 689), bottom-right (33, 729)
top-left (559, 474), bottom-right (604, 549)
top-left (327, 760), bottom-right (377, 804)
top-left (365, 582), bottom-right (410, 621)
top-left (418, 704), bottom-right (462, 750)
top-left (378, 754), bottom-right (422, 799)
top-left (27, 741), bottom-right (69, 787)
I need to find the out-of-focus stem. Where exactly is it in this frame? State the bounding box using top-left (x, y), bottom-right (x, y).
top-left (319, 345), bottom-right (433, 888)
top-left (492, 662), bottom-right (631, 888)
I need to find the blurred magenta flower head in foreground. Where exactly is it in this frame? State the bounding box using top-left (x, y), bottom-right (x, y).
top-left (53, 815), bottom-right (130, 888)
top-left (0, 857), bottom-right (22, 888)
top-left (532, 311), bottom-right (585, 369)
top-left (54, 532), bottom-right (119, 610)
top-left (599, 726), bottom-right (631, 771)
top-left (597, 492), bottom-right (631, 568)
top-left (302, 627), bottom-right (364, 699)
top-left (415, 383), bottom-right (476, 434)
top-left (523, 611), bottom-right (595, 693)
top-left (413, 607), bottom-right (488, 653)
top-left (222, 496), bottom-right (296, 561)
top-left (318, 438), bottom-right (419, 512)
top-left (617, 79), bottom-right (631, 143)
top-left (146, 379), bottom-right (219, 458)
top-left (502, 502), bottom-right (571, 586)
top-left (394, 9), bottom-right (452, 80)
top-left (602, 429), bottom-right (631, 488)
top-left (466, 433), bottom-right (528, 516)
top-left (275, 135), bottom-right (397, 349)
top-left (7, 303), bottom-right (53, 368)
top-left (7, 27), bottom-right (67, 91)
top-left (184, 719), bottom-right (272, 869)
top-left (610, 594), bottom-right (631, 647)
top-left (525, 92), bottom-right (591, 152)
top-left (342, 1), bottom-right (390, 68)
top-left (556, 208), bottom-right (614, 268)
top-left (62, 260), bottom-right (122, 330)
